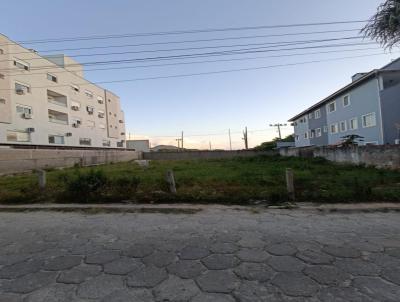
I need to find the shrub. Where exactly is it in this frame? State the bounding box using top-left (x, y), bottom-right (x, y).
top-left (108, 175), bottom-right (141, 200)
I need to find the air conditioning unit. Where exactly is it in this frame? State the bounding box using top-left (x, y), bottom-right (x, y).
top-left (27, 128), bottom-right (35, 133)
top-left (76, 120), bottom-right (81, 125)
top-left (71, 105), bottom-right (79, 111)
top-left (66, 132), bottom-right (72, 137)
top-left (16, 89), bottom-right (25, 95)
top-left (22, 113), bottom-right (32, 119)
top-left (72, 123), bottom-right (80, 128)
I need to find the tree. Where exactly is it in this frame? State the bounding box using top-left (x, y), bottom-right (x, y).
top-left (253, 134), bottom-right (294, 151)
top-left (340, 134), bottom-right (364, 146)
top-left (362, 0), bottom-right (400, 49)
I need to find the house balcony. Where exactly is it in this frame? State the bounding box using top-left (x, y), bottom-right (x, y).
top-left (47, 90), bottom-right (67, 107)
top-left (48, 109), bottom-right (68, 125)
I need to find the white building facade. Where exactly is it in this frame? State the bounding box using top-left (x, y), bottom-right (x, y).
top-left (0, 34), bottom-right (126, 148)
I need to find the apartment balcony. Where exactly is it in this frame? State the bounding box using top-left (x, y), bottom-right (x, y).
top-left (47, 90), bottom-right (67, 107)
top-left (48, 109), bottom-right (68, 125)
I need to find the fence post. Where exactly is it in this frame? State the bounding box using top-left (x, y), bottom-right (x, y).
top-left (165, 170), bottom-right (177, 194)
top-left (285, 168), bottom-right (295, 201)
top-left (37, 170), bottom-right (46, 189)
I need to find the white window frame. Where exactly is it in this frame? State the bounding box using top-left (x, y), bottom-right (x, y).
top-left (327, 101), bottom-right (336, 113)
top-left (13, 58), bottom-right (30, 71)
top-left (342, 95), bottom-right (350, 107)
top-left (15, 81), bottom-right (31, 94)
top-left (314, 109), bottom-right (321, 119)
top-left (340, 120), bottom-right (347, 132)
top-left (316, 128), bottom-right (322, 137)
top-left (48, 135), bottom-right (65, 145)
top-left (330, 123), bottom-right (339, 134)
top-left (362, 112), bottom-right (377, 128)
top-left (349, 117), bottom-right (358, 130)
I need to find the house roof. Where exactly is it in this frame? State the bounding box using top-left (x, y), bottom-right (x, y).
top-left (288, 57), bottom-right (400, 122)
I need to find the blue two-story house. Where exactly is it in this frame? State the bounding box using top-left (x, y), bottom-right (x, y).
top-left (289, 58), bottom-right (400, 147)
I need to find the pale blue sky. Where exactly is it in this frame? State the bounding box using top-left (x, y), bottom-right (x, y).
top-left (1, 0), bottom-right (397, 149)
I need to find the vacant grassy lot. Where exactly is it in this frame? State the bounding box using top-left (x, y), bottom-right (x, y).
top-left (0, 155), bottom-right (400, 204)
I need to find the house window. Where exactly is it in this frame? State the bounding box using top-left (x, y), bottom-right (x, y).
top-left (343, 95), bottom-right (350, 107)
top-left (330, 123), bottom-right (339, 134)
top-left (327, 101), bottom-right (336, 113)
top-left (15, 82), bottom-right (30, 94)
top-left (79, 138), bottom-right (92, 146)
top-left (47, 73), bottom-right (57, 83)
top-left (340, 121), bottom-right (347, 132)
top-left (84, 90), bottom-right (93, 98)
top-left (323, 126), bottom-right (328, 133)
top-left (308, 113), bottom-right (313, 120)
top-left (13, 59), bottom-right (29, 71)
top-left (16, 104), bottom-right (33, 118)
top-left (6, 130), bottom-right (30, 142)
top-left (316, 128), bottom-right (322, 137)
top-left (71, 84), bottom-right (80, 92)
top-left (349, 117), bottom-right (358, 130)
top-left (362, 112), bottom-right (376, 128)
top-left (102, 140), bottom-right (111, 147)
top-left (304, 132), bottom-right (308, 139)
top-left (310, 130), bottom-right (315, 138)
top-left (48, 135), bottom-right (65, 144)
top-left (314, 109), bottom-right (321, 119)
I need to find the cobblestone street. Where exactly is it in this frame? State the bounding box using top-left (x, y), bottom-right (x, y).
top-left (0, 207), bottom-right (399, 301)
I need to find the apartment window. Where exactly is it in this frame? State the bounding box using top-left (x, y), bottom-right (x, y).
top-left (349, 117), bottom-right (358, 130)
top-left (6, 130), bottom-right (30, 142)
top-left (343, 95), bottom-right (350, 107)
top-left (48, 135), bottom-right (65, 144)
top-left (97, 96), bottom-right (104, 104)
top-left (79, 138), bottom-right (92, 146)
top-left (308, 113), bottom-right (313, 120)
top-left (86, 106), bottom-right (94, 115)
top-left (327, 101), bottom-right (336, 113)
top-left (340, 121), bottom-right (347, 132)
top-left (47, 90), bottom-right (67, 107)
top-left (314, 109), bottom-right (321, 119)
top-left (16, 105), bottom-right (33, 118)
top-left (310, 130), bottom-right (315, 138)
top-left (87, 120), bottom-right (95, 129)
top-left (102, 140), bottom-right (111, 147)
top-left (330, 123), bottom-right (339, 134)
top-left (47, 73), bottom-right (57, 83)
top-left (84, 90), bottom-right (94, 98)
top-left (304, 132), bottom-right (308, 139)
top-left (362, 112), bottom-right (376, 128)
top-left (13, 59), bottom-right (29, 71)
top-left (323, 125), bottom-right (328, 133)
top-left (316, 128), bottom-right (322, 137)
top-left (48, 109), bottom-right (68, 125)
top-left (71, 84), bottom-right (80, 92)
top-left (15, 82), bottom-right (30, 94)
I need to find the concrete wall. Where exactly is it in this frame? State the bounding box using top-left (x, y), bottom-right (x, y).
top-left (0, 147), bottom-right (141, 174)
top-left (143, 150), bottom-right (276, 160)
top-left (279, 145), bottom-right (400, 169)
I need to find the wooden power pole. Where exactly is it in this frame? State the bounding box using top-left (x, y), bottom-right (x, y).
top-left (243, 127), bottom-right (249, 150)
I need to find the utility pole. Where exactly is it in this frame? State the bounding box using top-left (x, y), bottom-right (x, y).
top-left (209, 141), bottom-right (212, 150)
top-left (242, 127), bottom-right (248, 150)
top-left (228, 129), bottom-right (232, 151)
top-left (270, 123), bottom-right (287, 140)
top-left (175, 138), bottom-right (181, 150)
top-left (181, 131), bottom-right (184, 151)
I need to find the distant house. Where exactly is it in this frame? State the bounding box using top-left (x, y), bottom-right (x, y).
top-left (151, 145), bottom-right (181, 152)
top-left (289, 58), bottom-right (400, 147)
top-left (126, 140), bottom-right (150, 152)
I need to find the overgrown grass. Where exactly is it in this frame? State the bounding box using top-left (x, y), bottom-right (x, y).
top-left (0, 155), bottom-right (400, 204)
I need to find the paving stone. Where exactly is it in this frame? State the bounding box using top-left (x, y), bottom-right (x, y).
top-left (77, 275), bottom-right (124, 299)
top-left (167, 260), bottom-right (206, 279)
top-left (382, 267), bottom-right (400, 285)
top-left (0, 259), bottom-right (43, 279)
top-left (99, 288), bottom-right (153, 302)
top-left (296, 249), bottom-right (334, 265)
top-left (367, 252), bottom-right (400, 268)
top-left (126, 265), bottom-right (168, 288)
top-left (124, 244), bottom-right (154, 258)
top-left (213, 233), bottom-right (241, 243)
top-left (267, 256), bottom-right (306, 272)
top-left (335, 258), bottom-right (381, 276)
top-left (238, 237), bottom-right (265, 248)
top-left (210, 242), bottom-right (239, 254)
top-left (237, 248), bottom-right (269, 262)
top-left (22, 283), bottom-right (76, 302)
top-left (322, 245), bottom-right (361, 258)
top-left (85, 250), bottom-right (120, 265)
top-left (57, 264), bottom-right (102, 284)
top-left (202, 254), bottom-right (240, 270)
top-left (3, 271), bottom-right (57, 294)
top-left (191, 293), bottom-right (235, 302)
top-left (317, 287), bottom-right (374, 302)
top-left (196, 270), bottom-right (239, 293)
top-left (271, 272), bottom-right (319, 297)
top-left (103, 257), bottom-right (142, 275)
top-left (386, 247), bottom-right (400, 259)
top-left (154, 276), bottom-right (200, 302)
top-left (43, 255), bottom-right (82, 271)
top-left (233, 280), bottom-right (273, 302)
top-left (353, 276), bottom-right (400, 302)
top-left (142, 250), bottom-right (175, 268)
top-left (179, 246), bottom-right (210, 260)
top-left (266, 243), bottom-right (297, 256)
top-left (304, 265), bottom-right (350, 285)
top-left (234, 262), bottom-right (275, 282)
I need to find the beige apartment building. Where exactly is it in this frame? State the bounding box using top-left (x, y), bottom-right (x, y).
top-left (0, 34), bottom-right (126, 148)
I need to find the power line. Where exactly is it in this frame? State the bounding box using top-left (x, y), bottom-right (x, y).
top-left (0, 36), bottom-right (363, 63)
top-left (1, 28), bottom-right (361, 56)
top-left (0, 51), bottom-right (395, 91)
top-left (0, 20), bottom-right (366, 46)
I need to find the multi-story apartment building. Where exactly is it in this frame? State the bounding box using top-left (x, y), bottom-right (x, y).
top-left (289, 58), bottom-right (400, 147)
top-left (0, 34), bottom-right (126, 148)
